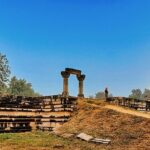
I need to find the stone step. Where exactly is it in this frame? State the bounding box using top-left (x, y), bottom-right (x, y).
top-left (36, 126), bottom-right (53, 131)
top-left (0, 115), bottom-right (71, 119)
top-left (0, 127), bottom-right (32, 133)
top-left (0, 106), bottom-right (76, 112)
top-left (0, 111), bottom-right (72, 117)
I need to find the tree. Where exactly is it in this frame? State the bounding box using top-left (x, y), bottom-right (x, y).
top-left (0, 53), bottom-right (41, 97)
top-left (129, 89), bottom-right (142, 99)
top-left (95, 90), bottom-right (113, 99)
top-left (142, 89), bottom-right (150, 100)
top-left (95, 92), bottom-right (106, 99)
top-left (0, 53), bottom-right (10, 93)
top-left (8, 76), bottom-right (40, 97)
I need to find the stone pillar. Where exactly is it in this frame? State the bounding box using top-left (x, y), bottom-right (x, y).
top-left (77, 74), bottom-right (85, 98)
top-left (61, 71), bottom-right (70, 97)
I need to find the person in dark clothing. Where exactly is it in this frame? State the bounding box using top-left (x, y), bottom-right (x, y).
top-left (105, 88), bottom-right (109, 100)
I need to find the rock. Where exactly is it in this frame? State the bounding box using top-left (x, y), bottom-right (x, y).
top-left (91, 138), bottom-right (111, 144)
top-left (76, 133), bottom-right (111, 144)
top-left (76, 133), bottom-right (93, 142)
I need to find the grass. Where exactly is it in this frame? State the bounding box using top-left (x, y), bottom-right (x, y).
top-left (0, 131), bottom-right (105, 150)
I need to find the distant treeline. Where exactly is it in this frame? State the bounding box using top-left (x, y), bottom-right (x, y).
top-left (129, 89), bottom-right (150, 100)
top-left (90, 89), bottom-right (150, 100)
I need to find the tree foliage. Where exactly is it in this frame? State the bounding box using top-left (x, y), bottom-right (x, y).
top-left (129, 88), bottom-right (150, 100)
top-left (0, 53), bottom-right (10, 83)
top-left (0, 53), bottom-right (41, 96)
top-left (95, 92), bottom-right (105, 99)
top-left (8, 76), bottom-right (40, 97)
top-left (95, 91), bottom-right (113, 99)
top-left (0, 53), bottom-right (10, 93)
top-left (129, 89), bottom-right (142, 99)
top-left (142, 89), bottom-right (150, 100)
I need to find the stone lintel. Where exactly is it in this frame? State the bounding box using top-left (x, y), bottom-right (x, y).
top-left (65, 68), bottom-right (81, 76)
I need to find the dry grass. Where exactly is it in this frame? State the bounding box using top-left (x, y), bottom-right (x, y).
top-left (58, 99), bottom-right (150, 150)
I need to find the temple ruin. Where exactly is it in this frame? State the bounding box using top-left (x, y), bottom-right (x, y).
top-left (0, 95), bottom-right (77, 133)
top-left (0, 68), bottom-right (84, 133)
top-left (1, 68), bottom-right (149, 134)
top-left (61, 68), bottom-right (85, 98)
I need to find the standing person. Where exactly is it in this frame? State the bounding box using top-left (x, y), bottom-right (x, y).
top-left (105, 88), bottom-right (109, 100)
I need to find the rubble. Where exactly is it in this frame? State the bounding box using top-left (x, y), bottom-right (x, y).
top-left (77, 133), bottom-right (111, 144)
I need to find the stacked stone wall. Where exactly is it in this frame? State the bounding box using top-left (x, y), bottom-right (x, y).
top-left (0, 95), bottom-right (77, 132)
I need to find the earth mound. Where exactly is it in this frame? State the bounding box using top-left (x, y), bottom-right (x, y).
top-left (58, 99), bottom-right (150, 150)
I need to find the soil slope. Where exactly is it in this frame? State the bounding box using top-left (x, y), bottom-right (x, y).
top-left (58, 99), bottom-right (150, 150)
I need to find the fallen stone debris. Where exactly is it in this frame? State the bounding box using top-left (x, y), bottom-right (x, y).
top-left (54, 131), bottom-right (111, 144)
top-left (76, 133), bottom-right (111, 144)
top-left (91, 138), bottom-right (111, 144)
top-left (77, 133), bottom-right (93, 142)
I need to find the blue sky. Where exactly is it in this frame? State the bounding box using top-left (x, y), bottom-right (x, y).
top-left (0, 0), bottom-right (150, 97)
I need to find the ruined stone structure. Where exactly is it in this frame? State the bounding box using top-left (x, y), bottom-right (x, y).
top-left (0, 68), bottom-right (85, 133)
top-left (61, 68), bottom-right (85, 98)
top-left (0, 95), bottom-right (77, 133)
top-left (107, 97), bottom-right (150, 111)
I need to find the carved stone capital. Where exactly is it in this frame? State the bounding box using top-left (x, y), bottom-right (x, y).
top-left (77, 74), bottom-right (85, 81)
top-left (61, 71), bottom-right (70, 78)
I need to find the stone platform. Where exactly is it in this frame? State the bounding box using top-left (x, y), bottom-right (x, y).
top-left (0, 95), bottom-right (77, 133)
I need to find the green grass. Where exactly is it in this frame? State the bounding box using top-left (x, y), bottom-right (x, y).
top-left (0, 131), bottom-right (105, 150)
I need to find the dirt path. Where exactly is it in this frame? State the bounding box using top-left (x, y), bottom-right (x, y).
top-left (105, 105), bottom-right (150, 119)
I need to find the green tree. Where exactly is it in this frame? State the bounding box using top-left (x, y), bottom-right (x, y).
top-left (8, 76), bottom-right (40, 97)
top-left (142, 89), bottom-right (150, 100)
top-left (129, 89), bottom-right (142, 99)
top-left (0, 53), bottom-right (10, 94)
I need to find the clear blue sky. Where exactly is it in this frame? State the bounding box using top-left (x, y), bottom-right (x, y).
top-left (0, 0), bottom-right (150, 97)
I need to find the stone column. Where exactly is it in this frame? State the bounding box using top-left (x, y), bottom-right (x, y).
top-left (77, 74), bottom-right (85, 98)
top-left (61, 71), bottom-right (70, 97)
